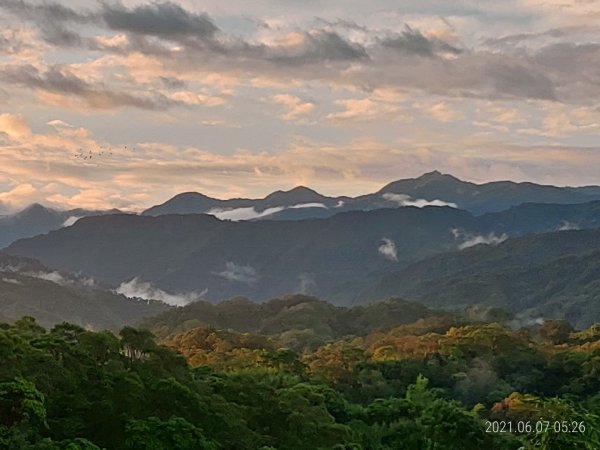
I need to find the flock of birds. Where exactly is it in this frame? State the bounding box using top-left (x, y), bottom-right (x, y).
top-left (73, 146), bottom-right (133, 161)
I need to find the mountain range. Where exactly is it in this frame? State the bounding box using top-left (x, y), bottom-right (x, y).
top-left (0, 203), bottom-right (122, 248)
top-left (142, 171), bottom-right (600, 218)
top-left (3, 171), bottom-right (600, 329)
top-left (3, 206), bottom-right (479, 303)
top-left (2, 171), bottom-right (600, 249)
top-left (6, 198), bottom-right (600, 310)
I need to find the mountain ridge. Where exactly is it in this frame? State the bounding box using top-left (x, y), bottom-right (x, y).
top-left (0, 203), bottom-right (122, 248)
top-left (7, 199), bottom-right (600, 308)
top-left (140, 171), bottom-right (600, 218)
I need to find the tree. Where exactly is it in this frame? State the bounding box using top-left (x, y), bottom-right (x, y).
top-left (124, 417), bottom-right (218, 450)
top-left (0, 378), bottom-right (47, 448)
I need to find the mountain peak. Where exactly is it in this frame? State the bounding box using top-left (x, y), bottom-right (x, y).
top-left (263, 186), bottom-right (327, 205)
top-left (287, 186), bottom-right (321, 195)
top-left (172, 192), bottom-right (214, 200)
top-left (17, 203), bottom-right (55, 216)
top-left (416, 171), bottom-right (459, 182)
top-left (24, 202), bottom-right (48, 210)
top-left (141, 192), bottom-right (221, 216)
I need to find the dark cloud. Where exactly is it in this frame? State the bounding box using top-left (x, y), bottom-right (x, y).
top-left (483, 60), bottom-right (556, 101)
top-left (0, 64), bottom-right (176, 110)
top-left (379, 28), bottom-right (462, 57)
top-left (1, 0), bottom-right (88, 23)
top-left (264, 30), bottom-right (368, 65)
top-left (533, 42), bottom-right (600, 102)
top-left (0, 0), bottom-right (90, 45)
top-left (101, 2), bottom-right (218, 41)
top-left (1, 0), bottom-right (597, 104)
top-left (159, 76), bottom-right (187, 89)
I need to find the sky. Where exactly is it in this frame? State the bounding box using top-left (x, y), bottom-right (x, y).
top-left (1, 0), bottom-right (600, 212)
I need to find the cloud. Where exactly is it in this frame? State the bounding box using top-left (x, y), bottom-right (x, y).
top-left (382, 193), bottom-right (457, 208)
top-left (326, 98), bottom-right (411, 124)
top-left (378, 237), bottom-right (398, 261)
top-left (378, 27), bottom-right (462, 57)
top-left (101, 2), bottom-right (219, 41)
top-left (451, 229), bottom-right (509, 250)
top-left (1, 277), bottom-right (22, 285)
top-left (29, 270), bottom-right (68, 285)
top-left (3, 107), bottom-right (600, 213)
top-left (0, 0), bottom-right (89, 46)
top-left (208, 206), bottom-right (284, 221)
top-left (62, 216), bottom-right (82, 227)
top-left (558, 220), bottom-right (580, 231)
top-left (0, 27), bottom-right (41, 59)
top-left (271, 94), bottom-right (315, 121)
top-left (0, 184), bottom-right (39, 212)
top-left (298, 273), bottom-right (316, 294)
top-left (0, 113), bottom-right (31, 139)
top-left (116, 277), bottom-right (204, 306)
top-left (1, 0), bottom-right (574, 104)
top-left (215, 261), bottom-right (258, 284)
top-left (208, 202), bottom-right (327, 221)
top-left (423, 102), bottom-right (464, 123)
top-left (0, 64), bottom-right (177, 110)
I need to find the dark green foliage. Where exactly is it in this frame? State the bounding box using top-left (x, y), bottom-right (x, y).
top-left (1, 315), bottom-right (599, 449)
top-left (143, 294), bottom-right (449, 343)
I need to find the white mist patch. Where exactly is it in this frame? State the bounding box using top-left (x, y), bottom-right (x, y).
top-left (452, 228), bottom-right (508, 250)
top-left (0, 265), bottom-right (71, 286)
top-left (29, 271), bottom-right (70, 285)
top-left (80, 277), bottom-right (96, 288)
top-left (62, 216), bottom-right (83, 227)
top-left (298, 273), bottom-right (316, 294)
top-left (558, 221), bottom-right (580, 231)
top-left (289, 202), bottom-right (327, 209)
top-left (215, 262), bottom-right (259, 284)
top-left (382, 193), bottom-right (457, 208)
top-left (209, 206), bottom-right (283, 221)
top-left (509, 316), bottom-right (545, 329)
top-left (378, 237), bottom-right (398, 261)
top-left (116, 277), bottom-right (204, 306)
top-left (0, 265), bottom-right (99, 289)
top-left (2, 277), bottom-right (21, 285)
top-left (208, 203), bottom-right (327, 221)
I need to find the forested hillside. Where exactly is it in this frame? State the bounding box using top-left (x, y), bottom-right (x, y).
top-left (362, 230), bottom-right (600, 328)
top-left (141, 295), bottom-right (450, 341)
top-left (1, 305), bottom-right (600, 449)
top-left (5, 207), bottom-right (478, 303)
top-left (0, 254), bottom-right (169, 329)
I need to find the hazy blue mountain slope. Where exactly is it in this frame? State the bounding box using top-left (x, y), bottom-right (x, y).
top-left (5, 207), bottom-right (479, 303)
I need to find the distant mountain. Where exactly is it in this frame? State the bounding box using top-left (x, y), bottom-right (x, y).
top-left (479, 201), bottom-right (600, 234)
top-left (142, 186), bottom-right (347, 219)
top-left (7, 198), bottom-right (600, 310)
top-left (141, 192), bottom-right (227, 216)
top-left (0, 252), bottom-right (168, 329)
top-left (0, 203), bottom-right (122, 248)
top-left (382, 171), bottom-right (600, 214)
top-left (5, 207), bottom-right (481, 303)
top-left (360, 229), bottom-right (600, 328)
top-left (141, 171), bottom-right (600, 219)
